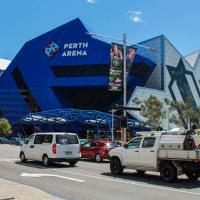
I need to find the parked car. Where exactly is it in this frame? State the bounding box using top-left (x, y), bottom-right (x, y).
top-left (0, 137), bottom-right (5, 144)
top-left (9, 137), bottom-right (22, 145)
top-left (19, 132), bottom-right (81, 167)
top-left (81, 140), bottom-right (121, 162)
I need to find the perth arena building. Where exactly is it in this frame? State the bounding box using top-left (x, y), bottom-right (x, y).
top-left (0, 18), bottom-right (200, 131)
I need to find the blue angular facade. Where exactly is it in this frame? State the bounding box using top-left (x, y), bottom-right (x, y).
top-left (0, 18), bottom-right (156, 123)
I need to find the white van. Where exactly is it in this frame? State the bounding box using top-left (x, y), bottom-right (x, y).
top-left (20, 132), bottom-right (81, 166)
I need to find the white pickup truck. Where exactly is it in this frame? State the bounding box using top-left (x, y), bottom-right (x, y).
top-left (109, 134), bottom-right (200, 182)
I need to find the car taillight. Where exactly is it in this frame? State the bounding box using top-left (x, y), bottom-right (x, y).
top-left (52, 143), bottom-right (56, 154)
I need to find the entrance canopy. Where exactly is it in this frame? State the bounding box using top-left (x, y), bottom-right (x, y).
top-left (14, 108), bottom-right (142, 138)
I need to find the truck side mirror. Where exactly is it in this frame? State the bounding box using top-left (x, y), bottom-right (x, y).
top-left (124, 143), bottom-right (128, 148)
top-left (24, 139), bottom-right (28, 144)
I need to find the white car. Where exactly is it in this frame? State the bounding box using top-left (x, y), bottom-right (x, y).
top-left (19, 132), bottom-right (81, 167)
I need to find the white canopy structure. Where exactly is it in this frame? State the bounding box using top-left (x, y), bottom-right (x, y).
top-left (0, 58), bottom-right (11, 71)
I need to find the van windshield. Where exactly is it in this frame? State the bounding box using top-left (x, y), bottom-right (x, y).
top-left (56, 134), bottom-right (78, 144)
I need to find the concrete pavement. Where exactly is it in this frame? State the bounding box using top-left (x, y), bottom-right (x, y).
top-left (0, 178), bottom-right (62, 200)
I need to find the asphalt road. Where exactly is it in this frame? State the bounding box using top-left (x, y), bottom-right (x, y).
top-left (0, 144), bottom-right (200, 200)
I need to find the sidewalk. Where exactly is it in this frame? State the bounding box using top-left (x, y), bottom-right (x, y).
top-left (0, 178), bottom-right (62, 200)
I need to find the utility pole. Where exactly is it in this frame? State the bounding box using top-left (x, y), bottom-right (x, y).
top-left (123, 33), bottom-right (127, 144)
top-left (85, 32), bottom-right (156, 143)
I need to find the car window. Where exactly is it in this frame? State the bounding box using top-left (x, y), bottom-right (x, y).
top-left (127, 137), bottom-right (142, 149)
top-left (96, 142), bottom-right (105, 147)
top-left (28, 135), bottom-right (34, 144)
top-left (106, 142), bottom-right (121, 147)
top-left (82, 142), bottom-right (91, 147)
top-left (90, 142), bottom-right (97, 147)
top-left (43, 135), bottom-right (53, 144)
top-left (56, 134), bottom-right (78, 144)
top-left (34, 135), bottom-right (44, 144)
top-left (142, 137), bottom-right (156, 148)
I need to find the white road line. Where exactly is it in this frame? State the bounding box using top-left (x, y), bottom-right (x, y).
top-left (21, 172), bottom-right (85, 183)
top-left (0, 159), bottom-right (18, 162)
top-left (54, 169), bottom-right (200, 196)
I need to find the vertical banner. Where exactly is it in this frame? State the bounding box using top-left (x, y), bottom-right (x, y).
top-left (108, 43), bottom-right (136, 91)
top-left (109, 44), bottom-right (123, 91)
top-left (126, 47), bottom-right (136, 75)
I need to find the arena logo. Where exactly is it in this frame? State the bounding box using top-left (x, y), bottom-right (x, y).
top-left (44, 41), bottom-right (60, 57)
top-left (62, 42), bottom-right (88, 57)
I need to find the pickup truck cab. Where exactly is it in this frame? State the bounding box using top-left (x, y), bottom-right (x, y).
top-left (109, 134), bottom-right (200, 182)
top-left (20, 132), bottom-right (81, 167)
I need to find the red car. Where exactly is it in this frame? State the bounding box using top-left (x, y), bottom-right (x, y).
top-left (81, 140), bottom-right (121, 162)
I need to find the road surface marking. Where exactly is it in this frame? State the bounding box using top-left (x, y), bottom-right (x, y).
top-left (0, 159), bottom-right (18, 162)
top-left (54, 169), bottom-right (200, 196)
top-left (21, 172), bottom-right (85, 183)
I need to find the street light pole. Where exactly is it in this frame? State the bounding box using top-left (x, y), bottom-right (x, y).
top-left (85, 31), bottom-right (156, 143)
top-left (111, 109), bottom-right (115, 142)
top-left (123, 33), bottom-right (127, 143)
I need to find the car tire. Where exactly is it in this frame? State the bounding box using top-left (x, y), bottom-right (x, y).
top-left (186, 171), bottom-right (200, 180)
top-left (43, 155), bottom-right (49, 167)
top-left (20, 152), bottom-right (26, 163)
top-left (110, 157), bottom-right (123, 175)
top-left (95, 153), bottom-right (102, 163)
top-left (136, 170), bottom-right (145, 175)
top-left (160, 163), bottom-right (177, 182)
top-left (69, 161), bottom-right (77, 167)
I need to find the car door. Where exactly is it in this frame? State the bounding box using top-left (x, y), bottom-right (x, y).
top-left (25, 134), bottom-right (35, 159)
top-left (81, 142), bottom-right (92, 158)
top-left (32, 134), bottom-right (45, 160)
top-left (139, 137), bottom-right (157, 169)
top-left (87, 141), bottom-right (97, 159)
top-left (122, 137), bottom-right (142, 167)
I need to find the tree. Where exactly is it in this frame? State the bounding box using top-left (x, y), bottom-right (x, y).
top-left (133, 95), bottom-right (166, 129)
top-left (0, 118), bottom-right (12, 137)
top-left (164, 97), bottom-right (200, 129)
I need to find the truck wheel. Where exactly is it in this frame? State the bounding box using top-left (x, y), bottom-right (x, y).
top-left (136, 170), bottom-right (145, 175)
top-left (186, 171), bottom-right (200, 180)
top-left (20, 152), bottom-right (26, 163)
top-left (160, 163), bottom-right (177, 182)
top-left (110, 157), bottom-right (123, 175)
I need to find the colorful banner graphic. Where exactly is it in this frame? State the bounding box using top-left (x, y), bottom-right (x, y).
top-left (108, 43), bottom-right (136, 91)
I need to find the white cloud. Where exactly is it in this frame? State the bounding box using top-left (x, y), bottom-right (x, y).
top-left (86, 0), bottom-right (97, 3)
top-left (128, 10), bottom-right (142, 23)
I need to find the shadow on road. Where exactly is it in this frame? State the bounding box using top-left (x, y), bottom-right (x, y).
top-left (80, 159), bottom-right (110, 164)
top-left (15, 161), bottom-right (77, 169)
top-left (101, 171), bottom-right (200, 190)
top-left (80, 158), bottom-right (110, 164)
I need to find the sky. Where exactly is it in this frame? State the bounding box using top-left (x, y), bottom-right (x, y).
top-left (0, 0), bottom-right (200, 60)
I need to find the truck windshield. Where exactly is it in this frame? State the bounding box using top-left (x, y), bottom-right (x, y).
top-left (56, 134), bottom-right (78, 144)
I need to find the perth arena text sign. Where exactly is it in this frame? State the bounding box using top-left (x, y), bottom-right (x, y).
top-left (62, 42), bottom-right (88, 57)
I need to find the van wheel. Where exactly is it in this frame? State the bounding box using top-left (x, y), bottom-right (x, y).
top-left (20, 152), bottom-right (26, 163)
top-left (110, 157), bottom-right (123, 175)
top-left (43, 155), bottom-right (49, 167)
top-left (95, 154), bottom-right (102, 163)
top-left (186, 171), bottom-right (200, 180)
top-left (69, 161), bottom-right (77, 167)
top-left (160, 163), bottom-right (177, 182)
top-left (136, 170), bottom-right (145, 175)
